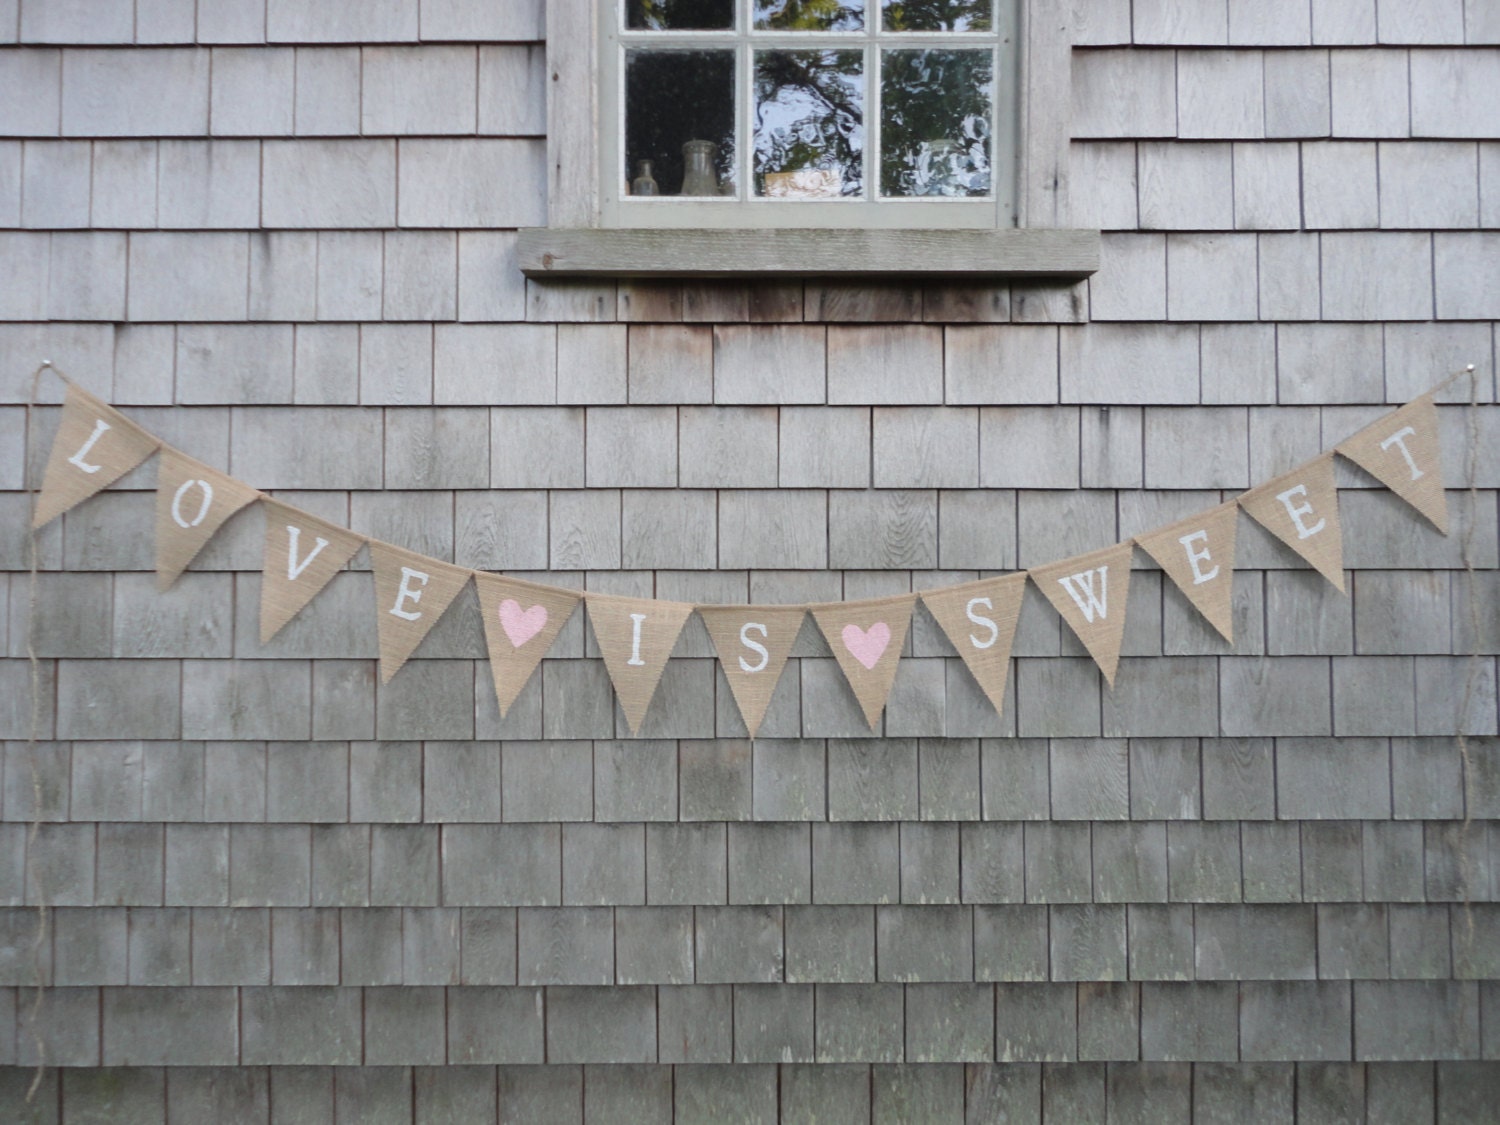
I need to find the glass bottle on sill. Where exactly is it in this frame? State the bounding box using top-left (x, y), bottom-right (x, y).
top-left (680, 140), bottom-right (719, 196)
top-left (631, 160), bottom-right (660, 195)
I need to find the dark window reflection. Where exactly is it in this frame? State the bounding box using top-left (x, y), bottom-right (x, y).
top-left (627, 0), bottom-right (734, 30)
top-left (754, 49), bottom-right (864, 197)
top-left (880, 49), bottom-right (991, 196)
top-left (881, 0), bottom-right (991, 31)
top-left (754, 0), bottom-right (865, 31)
top-left (626, 50), bottom-right (736, 195)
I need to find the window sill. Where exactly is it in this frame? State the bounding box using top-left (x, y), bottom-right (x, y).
top-left (516, 227), bottom-right (1100, 280)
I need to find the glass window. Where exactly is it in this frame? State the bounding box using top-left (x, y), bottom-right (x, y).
top-left (625, 49), bottom-right (738, 196)
top-left (755, 0), bottom-right (866, 31)
top-left (627, 0), bottom-right (735, 30)
top-left (603, 0), bottom-right (1015, 226)
top-left (881, 0), bottom-right (991, 32)
top-left (879, 48), bottom-right (992, 198)
top-left (754, 49), bottom-right (865, 198)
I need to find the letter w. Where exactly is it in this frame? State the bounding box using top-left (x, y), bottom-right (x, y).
top-left (1058, 566), bottom-right (1109, 623)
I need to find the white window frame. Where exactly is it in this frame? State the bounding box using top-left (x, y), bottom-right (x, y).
top-left (519, 0), bottom-right (1098, 279)
top-left (602, 6), bottom-right (1015, 228)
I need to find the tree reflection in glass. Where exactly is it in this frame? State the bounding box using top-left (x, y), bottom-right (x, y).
top-left (880, 0), bottom-right (991, 31)
top-left (880, 48), bottom-right (991, 197)
top-left (753, 49), bottom-right (864, 197)
top-left (627, 0), bottom-right (734, 29)
top-left (754, 0), bottom-right (865, 32)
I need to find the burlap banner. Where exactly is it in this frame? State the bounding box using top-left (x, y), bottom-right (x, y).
top-left (811, 594), bottom-right (916, 730)
top-left (1238, 453), bottom-right (1346, 592)
top-left (24, 374), bottom-right (1465, 722)
top-left (259, 501), bottom-right (367, 643)
top-left (1029, 541), bottom-right (1135, 686)
top-left (698, 605), bottom-right (807, 739)
top-left (588, 593), bottom-right (695, 734)
top-left (154, 448), bottom-right (260, 591)
top-left (1133, 501), bottom-right (1240, 643)
top-left (369, 542), bottom-right (473, 683)
top-left (919, 574), bottom-right (1026, 718)
top-left (1336, 393), bottom-right (1449, 534)
top-left (34, 384), bottom-right (159, 527)
top-left (475, 572), bottom-right (581, 717)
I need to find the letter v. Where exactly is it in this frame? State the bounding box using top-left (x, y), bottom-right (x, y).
top-left (286, 525), bottom-right (330, 581)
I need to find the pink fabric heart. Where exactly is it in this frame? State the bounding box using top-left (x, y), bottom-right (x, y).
top-left (841, 621), bottom-right (890, 671)
top-left (499, 599), bottom-right (548, 647)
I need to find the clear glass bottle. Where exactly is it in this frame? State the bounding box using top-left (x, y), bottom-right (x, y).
top-left (631, 159), bottom-right (659, 195)
top-left (680, 140), bottom-right (719, 196)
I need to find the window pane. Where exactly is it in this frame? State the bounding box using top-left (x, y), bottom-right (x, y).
top-left (880, 0), bottom-right (991, 31)
top-left (879, 48), bottom-right (991, 197)
top-left (754, 49), bottom-right (865, 198)
top-left (626, 0), bottom-right (734, 30)
top-left (626, 50), bottom-right (737, 196)
top-left (754, 1), bottom-right (865, 32)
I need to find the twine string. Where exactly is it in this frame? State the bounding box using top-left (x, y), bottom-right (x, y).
top-left (1454, 364), bottom-right (1483, 961)
top-left (23, 360), bottom-right (61, 1102)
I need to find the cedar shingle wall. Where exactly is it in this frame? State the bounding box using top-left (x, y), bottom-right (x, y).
top-left (1, 0), bottom-right (1499, 1120)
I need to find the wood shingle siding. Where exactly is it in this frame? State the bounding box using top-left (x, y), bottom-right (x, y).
top-left (2, 0), bottom-right (1498, 1119)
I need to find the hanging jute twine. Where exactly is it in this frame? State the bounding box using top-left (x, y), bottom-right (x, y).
top-left (23, 361), bottom-right (56, 1102)
top-left (1454, 365), bottom-right (1483, 962)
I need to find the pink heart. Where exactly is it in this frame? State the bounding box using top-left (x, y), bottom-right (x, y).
top-left (841, 621), bottom-right (891, 671)
top-left (499, 599), bottom-right (548, 648)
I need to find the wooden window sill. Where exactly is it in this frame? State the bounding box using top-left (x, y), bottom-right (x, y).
top-left (517, 227), bottom-right (1100, 280)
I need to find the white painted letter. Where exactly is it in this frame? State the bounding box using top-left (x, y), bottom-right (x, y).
top-left (628, 613), bottom-right (647, 666)
top-left (390, 567), bottom-right (429, 621)
top-left (285, 526), bottom-right (330, 581)
top-left (965, 596), bottom-right (1000, 650)
top-left (1275, 484), bottom-right (1325, 540)
top-left (738, 622), bottom-right (770, 673)
top-left (170, 478), bottom-right (213, 528)
top-left (1178, 530), bottom-right (1220, 586)
top-left (1058, 566), bottom-right (1109, 623)
top-left (1378, 425), bottom-right (1424, 481)
top-left (67, 418), bottom-right (111, 474)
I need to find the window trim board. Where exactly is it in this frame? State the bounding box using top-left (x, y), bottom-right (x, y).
top-left (517, 225), bottom-right (1099, 278)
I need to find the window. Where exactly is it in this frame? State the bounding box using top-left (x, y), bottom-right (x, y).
top-left (520, 0), bottom-right (1099, 278)
top-left (607, 0), bottom-right (1014, 228)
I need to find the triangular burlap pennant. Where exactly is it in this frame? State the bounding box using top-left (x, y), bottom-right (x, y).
top-left (154, 448), bottom-right (260, 591)
top-left (811, 593), bottom-right (916, 731)
top-left (34, 384), bottom-right (160, 527)
top-left (919, 574), bottom-right (1026, 719)
top-left (1133, 501), bottom-right (1240, 643)
top-left (697, 604), bottom-right (806, 739)
top-left (1336, 394), bottom-right (1449, 534)
top-left (259, 500), bottom-right (367, 643)
top-left (1029, 541), bottom-right (1135, 687)
top-left (369, 542), bottom-right (473, 683)
top-left (475, 572), bottom-right (581, 717)
top-left (587, 593), bottom-right (696, 734)
top-left (1238, 453), bottom-right (1346, 593)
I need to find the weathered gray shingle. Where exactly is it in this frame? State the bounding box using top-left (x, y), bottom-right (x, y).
top-left (995, 983), bottom-right (1077, 1062)
top-left (658, 986), bottom-right (732, 1064)
top-left (1141, 982), bottom-right (1239, 1062)
top-left (242, 988), bottom-right (356, 1066)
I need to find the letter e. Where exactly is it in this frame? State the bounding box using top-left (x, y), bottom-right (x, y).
top-left (390, 567), bottom-right (429, 621)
